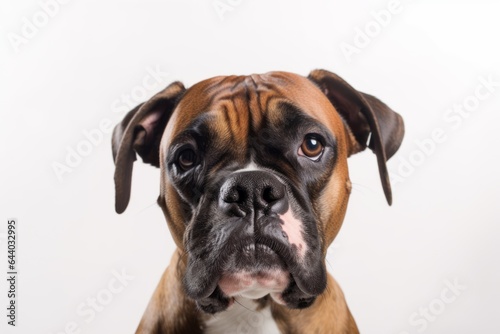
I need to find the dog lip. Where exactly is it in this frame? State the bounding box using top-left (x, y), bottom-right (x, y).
top-left (184, 270), bottom-right (222, 300)
top-left (254, 236), bottom-right (327, 297)
top-left (233, 241), bottom-right (286, 269)
top-left (242, 243), bottom-right (274, 253)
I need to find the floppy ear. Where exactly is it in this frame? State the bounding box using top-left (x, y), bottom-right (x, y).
top-left (307, 69), bottom-right (404, 205)
top-left (112, 81), bottom-right (186, 214)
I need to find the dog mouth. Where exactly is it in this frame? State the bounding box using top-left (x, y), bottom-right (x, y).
top-left (244, 243), bottom-right (273, 253)
top-left (222, 237), bottom-right (295, 276)
top-left (217, 242), bottom-right (289, 299)
top-left (184, 236), bottom-right (326, 314)
top-left (230, 243), bottom-right (286, 268)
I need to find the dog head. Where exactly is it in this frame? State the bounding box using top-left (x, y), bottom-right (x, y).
top-left (112, 70), bottom-right (404, 313)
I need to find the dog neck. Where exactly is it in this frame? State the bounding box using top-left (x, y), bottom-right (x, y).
top-left (204, 297), bottom-right (280, 334)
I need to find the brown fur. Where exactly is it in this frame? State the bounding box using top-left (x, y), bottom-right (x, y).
top-left (113, 71), bottom-right (405, 333)
top-left (270, 274), bottom-right (359, 334)
top-left (136, 250), bottom-right (203, 334)
top-left (137, 73), bottom-right (360, 333)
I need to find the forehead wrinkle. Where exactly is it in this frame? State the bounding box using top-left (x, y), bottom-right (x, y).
top-left (168, 76), bottom-right (245, 135)
top-left (215, 98), bottom-right (248, 154)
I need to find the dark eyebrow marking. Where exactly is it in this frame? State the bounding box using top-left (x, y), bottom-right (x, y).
top-left (274, 101), bottom-right (336, 145)
top-left (169, 113), bottom-right (216, 150)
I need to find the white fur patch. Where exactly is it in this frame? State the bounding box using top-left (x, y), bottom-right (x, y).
top-left (279, 209), bottom-right (307, 260)
top-left (232, 160), bottom-right (261, 173)
top-left (204, 297), bottom-right (280, 334)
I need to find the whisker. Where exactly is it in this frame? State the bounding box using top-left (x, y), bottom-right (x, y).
top-left (325, 258), bottom-right (335, 272)
top-left (234, 297), bottom-right (255, 312)
top-left (134, 201), bottom-right (158, 215)
top-left (350, 182), bottom-right (379, 197)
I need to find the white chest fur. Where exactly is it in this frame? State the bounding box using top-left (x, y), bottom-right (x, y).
top-left (204, 297), bottom-right (280, 334)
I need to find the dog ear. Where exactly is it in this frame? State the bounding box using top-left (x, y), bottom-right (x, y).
top-left (112, 81), bottom-right (186, 214)
top-left (308, 69), bottom-right (404, 205)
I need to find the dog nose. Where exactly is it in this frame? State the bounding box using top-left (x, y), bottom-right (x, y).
top-left (219, 171), bottom-right (287, 217)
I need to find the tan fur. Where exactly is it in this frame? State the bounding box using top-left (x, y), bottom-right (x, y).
top-left (136, 250), bottom-right (203, 334)
top-left (271, 274), bottom-right (359, 334)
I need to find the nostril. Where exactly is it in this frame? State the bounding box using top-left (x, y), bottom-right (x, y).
top-left (223, 186), bottom-right (246, 204)
top-left (262, 186), bottom-right (277, 203)
top-left (258, 183), bottom-right (287, 213)
top-left (224, 188), bottom-right (239, 203)
top-left (261, 185), bottom-right (285, 204)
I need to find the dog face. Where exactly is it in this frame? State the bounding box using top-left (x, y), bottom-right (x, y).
top-left (112, 70), bottom-right (404, 313)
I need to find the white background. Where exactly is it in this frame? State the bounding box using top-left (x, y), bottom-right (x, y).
top-left (1, 0), bottom-right (499, 333)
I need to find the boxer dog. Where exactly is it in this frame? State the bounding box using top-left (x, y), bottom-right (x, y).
top-left (112, 69), bottom-right (404, 333)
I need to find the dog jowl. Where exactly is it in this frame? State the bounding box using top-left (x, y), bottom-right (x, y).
top-left (112, 70), bottom-right (404, 333)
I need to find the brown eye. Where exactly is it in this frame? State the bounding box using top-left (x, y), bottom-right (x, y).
top-left (299, 134), bottom-right (324, 160)
top-left (178, 149), bottom-right (196, 170)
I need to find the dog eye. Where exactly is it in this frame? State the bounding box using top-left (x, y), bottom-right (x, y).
top-left (178, 149), bottom-right (197, 170)
top-left (299, 134), bottom-right (324, 161)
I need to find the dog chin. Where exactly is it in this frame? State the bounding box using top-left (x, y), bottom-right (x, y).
top-left (187, 239), bottom-right (326, 313)
top-left (217, 243), bottom-right (291, 302)
top-left (194, 268), bottom-right (320, 313)
top-left (212, 251), bottom-right (320, 311)
top-left (218, 268), bottom-right (290, 300)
